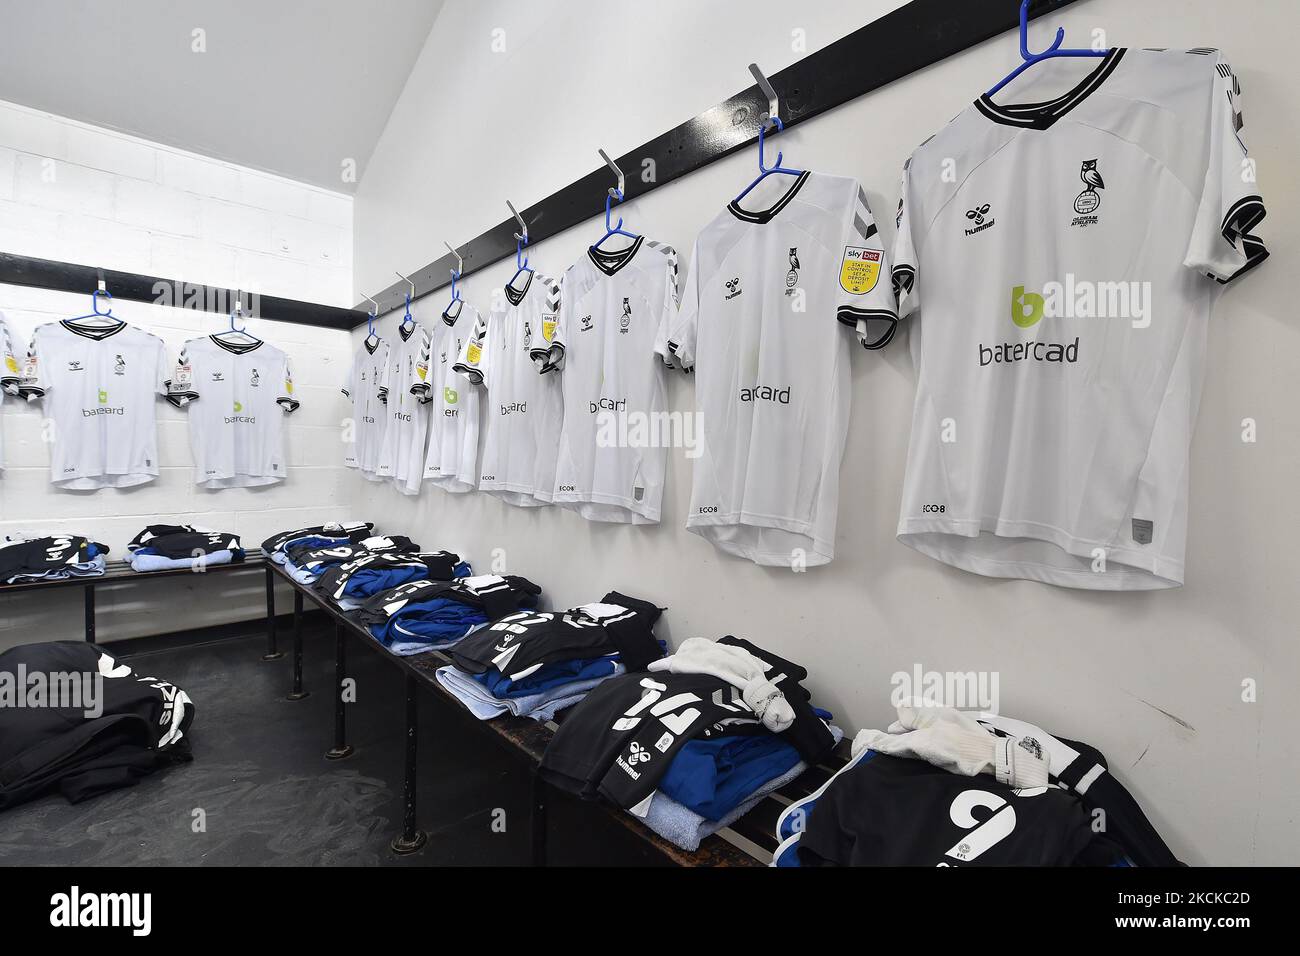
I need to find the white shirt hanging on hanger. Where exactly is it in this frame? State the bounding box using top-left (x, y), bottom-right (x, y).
top-left (19, 318), bottom-right (170, 489)
top-left (418, 301), bottom-right (480, 494)
top-left (892, 49), bottom-right (1268, 589)
top-left (453, 271), bottom-right (563, 506)
top-left (342, 336), bottom-right (389, 479)
top-left (374, 321), bottom-right (430, 495)
top-left (167, 333), bottom-right (298, 488)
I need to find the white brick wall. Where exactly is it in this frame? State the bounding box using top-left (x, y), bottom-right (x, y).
top-left (0, 99), bottom-right (357, 648)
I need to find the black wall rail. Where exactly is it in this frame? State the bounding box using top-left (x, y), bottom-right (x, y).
top-left (356, 0), bottom-right (1081, 324)
top-left (0, 253), bottom-right (365, 330)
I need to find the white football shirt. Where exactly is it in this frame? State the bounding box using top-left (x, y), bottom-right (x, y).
top-left (667, 171), bottom-right (897, 566)
top-left (342, 337), bottom-right (389, 480)
top-left (0, 314), bottom-right (21, 470)
top-left (167, 335), bottom-right (298, 488)
top-left (19, 319), bottom-right (169, 489)
top-left (892, 49), bottom-right (1268, 589)
top-left (453, 271), bottom-right (563, 507)
top-left (375, 322), bottom-right (430, 495)
top-left (418, 301), bottom-right (480, 493)
top-left (544, 237), bottom-right (679, 523)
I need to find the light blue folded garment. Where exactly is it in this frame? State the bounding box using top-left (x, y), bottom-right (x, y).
top-left (68, 555), bottom-right (108, 577)
top-left (636, 725), bottom-right (843, 853)
top-left (639, 761), bottom-right (807, 853)
top-left (435, 664), bottom-right (619, 721)
top-left (131, 549), bottom-right (236, 573)
top-left (383, 622), bottom-right (478, 657)
top-left (285, 560), bottom-right (319, 585)
top-left (528, 692), bottom-right (591, 722)
top-left (6, 553), bottom-right (107, 582)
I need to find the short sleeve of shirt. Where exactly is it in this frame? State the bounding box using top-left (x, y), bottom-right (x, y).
top-left (531, 275), bottom-right (561, 371)
top-left (377, 345), bottom-right (393, 404)
top-left (166, 340), bottom-right (199, 407)
top-left (278, 356), bottom-right (299, 412)
top-left (153, 337), bottom-right (170, 397)
top-left (543, 271), bottom-right (569, 373)
top-left (453, 309), bottom-right (491, 387)
top-left (411, 329), bottom-right (432, 399)
top-left (834, 179), bottom-right (898, 350)
top-left (651, 244), bottom-right (680, 367)
top-left (18, 328), bottom-right (46, 400)
top-left (664, 239), bottom-right (701, 371)
top-left (341, 352), bottom-right (354, 399)
top-left (890, 160), bottom-right (921, 322)
top-left (0, 317), bottom-right (20, 395)
top-left (1184, 55), bottom-right (1268, 284)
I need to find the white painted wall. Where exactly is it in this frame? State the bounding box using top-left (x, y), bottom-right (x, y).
top-left (351, 0), bottom-right (1300, 865)
top-left (0, 99), bottom-right (355, 644)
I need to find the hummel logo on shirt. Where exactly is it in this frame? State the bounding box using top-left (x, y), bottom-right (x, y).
top-left (964, 203), bottom-right (995, 236)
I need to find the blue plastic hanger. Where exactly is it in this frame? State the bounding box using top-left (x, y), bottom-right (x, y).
top-left (362, 294), bottom-right (382, 347)
top-left (593, 186), bottom-right (640, 250)
top-left (986, 0), bottom-right (1108, 98)
top-left (733, 64), bottom-right (803, 205)
top-left (592, 148), bottom-right (639, 251)
top-left (732, 116), bottom-right (803, 204)
top-left (69, 281), bottom-right (124, 328)
top-left (395, 271), bottom-right (416, 331)
top-left (214, 292), bottom-right (261, 344)
top-left (447, 267), bottom-right (462, 307)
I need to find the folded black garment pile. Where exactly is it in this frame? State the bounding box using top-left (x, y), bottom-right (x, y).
top-left (434, 592), bottom-right (667, 721)
top-left (0, 532), bottom-right (110, 583)
top-left (285, 534), bottom-right (419, 584)
top-left (309, 546), bottom-right (468, 607)
top-left (539, 637), bottom-right (840, 851)
top-left (0, 641), bottom-right (195, 811)
top-left (772, 704), bottom-right (1182, 867)
top-left (260, 521), bottom-right (374, 564)
top-left (127, 524), bottom-right (243, 572)
top-left (352, 574), bottom-right (541, 656)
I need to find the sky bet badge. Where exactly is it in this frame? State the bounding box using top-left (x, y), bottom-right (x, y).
top-left (840, 246), bottom-right (882, 294)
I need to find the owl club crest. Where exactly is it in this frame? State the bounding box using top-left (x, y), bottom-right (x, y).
top-left (619, 298), bottom-right (632, 333)
top-left (840, 246), bottom-right (882, 294)
top-left (785, 247), bottom-right (801, 296)
top-left (1073, 158), bottom-right (1104, 221)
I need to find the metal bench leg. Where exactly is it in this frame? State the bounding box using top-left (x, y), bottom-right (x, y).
top-left (83, 584), bottom-right (96, 643)
top-left (391, 673), bottom-right (428, 854)
top-left (325, 622), bottom-right (353, 759)
top-left (262, 566), bottom-right (284, 661)
top-left (286, 590), bottom-right (309, 700)
top-left (531, 773), bottom-right (548, 866)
